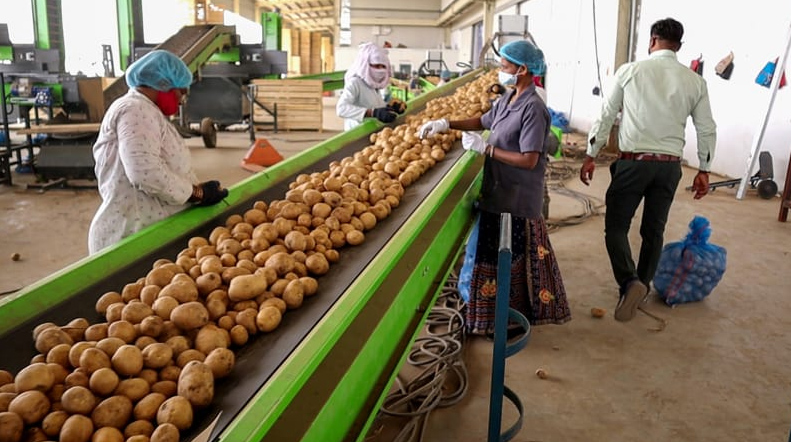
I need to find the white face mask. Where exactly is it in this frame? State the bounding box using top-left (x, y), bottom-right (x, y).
top-left (498, 70), bottom-right (517, 86)
top-left (370, 68), bottom-right (388, 83)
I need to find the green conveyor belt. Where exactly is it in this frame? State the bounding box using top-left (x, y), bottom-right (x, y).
top-left (0, 69), bottom-right (487, 442)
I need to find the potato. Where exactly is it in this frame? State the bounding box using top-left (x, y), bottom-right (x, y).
top-left (60, 385), bottom-right (96, 415)
top-left (59, 414), bottom-right (94, 442)
top-left (158, 366), bottom-right (180, 385)
top-left (346, 229), bottom-right (365, 246)
top-left (221, 266), bottom-right (251, 284)
top-left (8, 390), bottom-right (49, 424)
top-left (91, 426), bottom-right (124, 442)
top-left (0, 411), bottom-right (24, 442)
top-left (41, 410), bottom-right (68, 437)
top-left (29, 354), bottom-right (45, 364)
top-left (150, 422), bottom-right (180, 442)
top-left (194, 324), bottom-right (230, 355)
top-left (78, 347), bottom-right (112, 375)
top-left (141, 343), bottom-right (172, 370)
top-left (107, 320), bottom-right (137, 344)
top-left (305, 253), bottom-right (330, 276)
top-left (227, 274), bottom-right (268, 302)
top-left (47, 383), bottom-right (64, 404)
top-left (298, 277), bottom-right (319, 297)
top-left (111, 345), bottom-right (144, 376)
top-left (150, 380), bottom-right (177, 397)
top-left (88, 368), bottom-right (119, 397)
top-left (234, 309), bottom-right (258, 336)
top-left (324, 249), bottom-right (340, 264)
top-left (124, 419), bottom-right (155, 439)
top-left (175, 349), bottom-right (205, 368)
top-left (0, 372), bottom-right (12, 389)
top-left (91, 395), bottom-right (133, 429)
top-left (228, 325), bottom-right (249, 347)
top-left (203, 348), bottom-right (235, 379)
top-left (169, 302), bottom-right (209, 331)
top-left (96, 292), bottom-right (123, 315)
top-left (0, 392), bottom-right (15, 412)
top-left (138, 369), bottom-right (158, 386)
top-left (206, 298), bottom-right (227, 322)
top-left (256, 306), bottom-right (282, 333)
top-left (61, 317), bottom-right (89, 342)
top-left (13, 363), bottom-right (54, 393)
top-left (144, 267), bottom-right (175, 288)
top-left (195, 272), bottom-right (222, 296)
top-left (83, 323), bottom-right (108, 342)
top-left (95, 337), bottom-right (125, 359)
top-left (46, 363), bottom-right (68, 386)
top-left (121, 302), bottom-right (154, 325)
top-left (156, 395), bottom-right (193, 430)
top-left (151, 296), bottom-right (179, 320)
top-left (105, 302), bottom-right (125, 323)
top-left (35, 327), bottom-right (73, 355)
top-left (161, 338), bottom-right (188, 359)
top-left (114, 378), bottom-right (149, 402)
top-left (157, 275), bottom-right (198, 303)
top-left (132, 392), bottom-right (166, 422)
top-left (177, 361), bottom-right (214, 409)
top-left (282, 280), bottom-right (304, 310)
top-left (259, 297), bottom-right (287, 315)
top-left (64, 371), bottom-right (89, 389)
top-left (138, 316), bottom-right (164, 339)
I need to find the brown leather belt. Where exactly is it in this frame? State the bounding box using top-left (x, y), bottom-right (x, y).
top-left (619, 152), bottom-right (681, 162)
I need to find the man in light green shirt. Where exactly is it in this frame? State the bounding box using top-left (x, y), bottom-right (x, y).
top-left (579, 17), bottom-right (717, 322)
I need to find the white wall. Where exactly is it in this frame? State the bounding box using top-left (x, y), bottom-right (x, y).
top-left (636, 0), bottom-right (791, 187)
top-left (335, 46), bottom-right (461, 76)
top-left (347, 25), bottom-right (445, 50)
top-left (467, 0), bottom-right (791, 188)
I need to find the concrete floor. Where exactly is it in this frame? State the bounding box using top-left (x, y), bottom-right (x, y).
top-left (1, 97), bottom-right (790, 442)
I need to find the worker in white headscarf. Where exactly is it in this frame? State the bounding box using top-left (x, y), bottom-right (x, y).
top-left (88, 50), bottom-right (228, 255)
top-left (336, 42), bottom-right (406, 131)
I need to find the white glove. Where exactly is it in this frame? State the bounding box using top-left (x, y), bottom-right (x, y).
top-left (418, 119), bottom-right (450, 139)
top-left (462, 131), bottom-right (487, 154)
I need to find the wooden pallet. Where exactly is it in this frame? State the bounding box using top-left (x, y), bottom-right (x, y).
top-left (251, 79), bottom-right (323, 131)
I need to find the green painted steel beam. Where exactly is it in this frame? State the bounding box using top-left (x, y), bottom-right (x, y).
top-left (216, 150), bottom-right (482, 442)
top-left (208, 47), bottom-right (240, 63)
top-left (291, 70), bottom-right (346, 91)
top-left (185, 33), bottom-right (233, 75)
top-left (116, 0), bottom-right (134, 71)
top-left (0, 120), bottom-right (380, 335)
top-left (32, 0), bottom-right (50, 50)
top-left (310, 162), bottom-right (482, 442)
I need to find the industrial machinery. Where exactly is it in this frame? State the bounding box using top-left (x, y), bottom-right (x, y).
top-left (0, 70), bottom-right (485, 441)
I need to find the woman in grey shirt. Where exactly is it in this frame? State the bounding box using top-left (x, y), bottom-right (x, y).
top-left (419, 40), bottom-right (571, 335)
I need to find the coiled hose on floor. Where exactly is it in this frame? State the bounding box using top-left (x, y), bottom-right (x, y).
top-left (366, 272), bottom-right (468, 442)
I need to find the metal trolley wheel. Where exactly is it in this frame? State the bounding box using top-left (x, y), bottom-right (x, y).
top-left (757, 179), bottom-right (778, 199)
top-left (200, 117), bottom-right (217, 148)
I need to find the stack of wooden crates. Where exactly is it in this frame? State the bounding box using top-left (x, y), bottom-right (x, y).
top-left (251, 79), bottom-right (323, 132)
top-left (250, 27), bottom-right (333, 132)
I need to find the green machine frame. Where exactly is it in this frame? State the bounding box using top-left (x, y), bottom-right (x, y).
top-left (0, 70), bottom-right (486, 441)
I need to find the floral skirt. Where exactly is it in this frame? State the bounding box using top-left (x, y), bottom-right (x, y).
top-left (465, 210), bottom-right (571, 335)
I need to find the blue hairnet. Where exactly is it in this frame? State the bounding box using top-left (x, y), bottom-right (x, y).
top-left (126, 50), bottom-right (193, 91)
top-left (441, 70), bottom-right (451, 79)
top-left (500, 40), bottom-right (546, 76)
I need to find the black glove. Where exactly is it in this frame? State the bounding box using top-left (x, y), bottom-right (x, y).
top-left (372, 107), bottom-right (397, 123)
top-left (191, 180), bottom-right (228, 206)
top-left (387, 99), bottom-right (407, 114)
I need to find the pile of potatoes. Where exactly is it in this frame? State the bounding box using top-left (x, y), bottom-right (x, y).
top-left (0, 70), bottom-right (500, 442)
